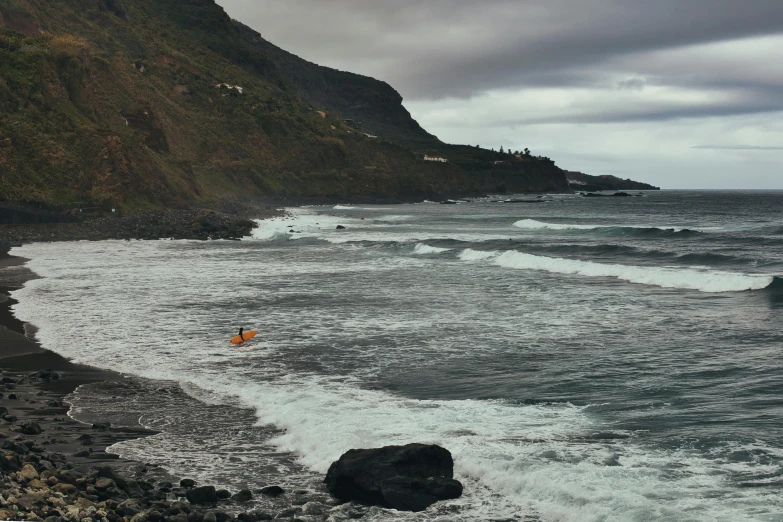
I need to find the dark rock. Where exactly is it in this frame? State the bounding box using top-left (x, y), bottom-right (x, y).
top-left (202, 513), bottom-right (217, 522)
top-left (72, 448), bottom-right (91, 457)
top-left (52, 483), bottom-right (78, 495)
top-left (258, 485), bottom-right (284, 498)
top-left (186, 485), bottom-right (218, 504)
top-left (95, 478), bottom-right (117, 491)
top-left (236, 515), bottom-right (255, 522)
top-left (0, 407), bottom-right (7, 417)
top-left (214, 512), bottom-right (231, 522)
top-left (180, 478), bottom-right (196, 488)
top-left (116, 500), bottom-right (142, 517)
top-left (150, 489), bottom-right (168, 501)
top-left (336, 225), bottom-right (346, 230)
top-left (276, 507), bottom-right (301, 518)
top-left (148, 511), bottom-right (165, 522)
top-left (0, 451), bottom-right (22, 472)
top-left (187, 512), bottom-right (203, 522)
top-left (612, 192), bottom-right (631, 197)
top-left (231, 489), bottom-right (252, 502)
top-left (92, 422), bottom-right (111, 431)
top-left (2, 414), bottom-right (18, 422)
top-left (169, 501), bottom-right (191, 514)
top-left (94, 465), bottom-right (127, 488)
top-left (249, 513), bottom-right (274, 521)
top-left (7, 394), bottom-right (19, 400)
top-left (158, 481), bottom-right (174, 491)
top-left (324, 443), bottom-right (463, 512)
top-left (216, 489), bottom-right (231, 499)
top-left (33, 369), bottom-right (61, 381)
top-left (125, 479), bottom-right (145, 498)
top-left (58, 469), bottom-right (83, 484)
top-left (3, 439), bottom-right (29, 454)
top-left (169, 514), bottom-right (189, 522)
top-left (47, 399), bottom-right (64, 407)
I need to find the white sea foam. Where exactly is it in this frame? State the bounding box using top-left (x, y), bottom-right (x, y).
top-left (491, 250), bottom-right (774, 293)
top-left (9, 223), bottom-right (783, 521)
top-left (413, 244), bottom-right (451, 255)
top-left (512, 219), bottom-right (718, 232)
top-left (332, 205), bottom-right (386, 211)
top-left (458, 248), bottom-right (500, 261)
top-left (514, 219), bottom-right (604, 230)
top-left (250, 210), bottom-right (360, 241)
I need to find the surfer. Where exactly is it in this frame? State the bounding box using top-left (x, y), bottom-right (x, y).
top-left (238, 327), bottom-right (245, 341)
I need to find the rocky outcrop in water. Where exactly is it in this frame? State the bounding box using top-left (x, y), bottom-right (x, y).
top-left (324, 443), bottom-right (463, 512)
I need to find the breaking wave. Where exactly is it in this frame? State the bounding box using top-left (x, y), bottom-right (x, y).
top-left (458, 249), bottom-right (776, 293)
top-left (513, 219), bottom-right (707, 237)
top-left (413, 244), bottom-right (452, 255)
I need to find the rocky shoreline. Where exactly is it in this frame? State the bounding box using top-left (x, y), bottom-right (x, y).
top-left (0, 248), bottom-right (383, 522)
top-left (0, 200), bottom-right (283, 247)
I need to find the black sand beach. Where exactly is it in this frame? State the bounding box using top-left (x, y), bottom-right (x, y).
top-left (0, 246), bottom-right (362, 522)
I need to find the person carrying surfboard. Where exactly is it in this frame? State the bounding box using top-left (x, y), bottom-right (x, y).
top-left (231, 328), bottom-right (256, 344)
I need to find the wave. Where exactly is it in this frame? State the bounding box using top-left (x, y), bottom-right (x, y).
top-left (513, 219), bottom-right (707, 237)
top-left (514, 219), bottom-right (602, 231)
top-left (462, 250), bottom-right (777, 293)
top-left (332, 205), bottom-right (386, 211)
top-left (459, 249), bottom-right (501, 261)
top-left (413, 243), bottom-right (452, 255)
top-left (250, 211), bottom-right (358, 241)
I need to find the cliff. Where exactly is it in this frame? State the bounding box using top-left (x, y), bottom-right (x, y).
top-left (0, 0), bottom-right (567, 211)
top-left (566, 171), bottom-right (660, 191)
top-left (233, 22), bottom-right (441, 149)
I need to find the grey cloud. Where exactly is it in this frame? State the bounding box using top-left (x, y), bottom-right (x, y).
top-left (220, 0), bottom-right (783, 94)
top-left (217, 0), bottom-right (783, 123)
top-left (616, 78), bottom-right (647, 92)
top-left (692, 145), bottom-right (783, 151)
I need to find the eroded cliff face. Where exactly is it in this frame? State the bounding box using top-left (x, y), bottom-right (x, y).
top-left (233, 21), bottom-right (441, 149)
top-left (0, 0), bottom-right (567, 210)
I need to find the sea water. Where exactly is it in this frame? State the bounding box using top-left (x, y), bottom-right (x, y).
top-left (10, 190), bottom-right (783, 521)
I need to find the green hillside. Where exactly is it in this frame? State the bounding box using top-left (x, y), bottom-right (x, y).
top-left (0, 0), bottom-right (568, 211)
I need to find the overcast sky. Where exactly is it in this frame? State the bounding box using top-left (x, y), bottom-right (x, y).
top-left (218, 0), bottom-right (783, 188)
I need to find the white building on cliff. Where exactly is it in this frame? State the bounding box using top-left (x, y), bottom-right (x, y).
top-left (424, 155), bottom-right (448, 163)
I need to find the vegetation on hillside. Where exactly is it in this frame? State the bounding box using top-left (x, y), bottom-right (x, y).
top-left (0, 0), bottom-right (568, 210)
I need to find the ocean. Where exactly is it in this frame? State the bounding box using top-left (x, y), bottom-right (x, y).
top-left (10, 190), bottom-right (783, 521)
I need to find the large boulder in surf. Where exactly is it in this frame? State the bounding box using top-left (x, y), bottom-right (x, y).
top-left (324, 443), bottom-right (462, 512)
top-left (186, 485), bottom-right (218, 504)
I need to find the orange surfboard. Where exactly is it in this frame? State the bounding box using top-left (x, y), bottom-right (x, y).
top-left (230, 331), bottom-right (257, 344)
